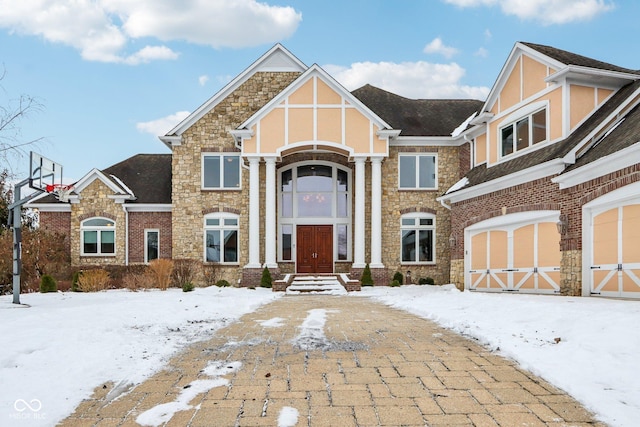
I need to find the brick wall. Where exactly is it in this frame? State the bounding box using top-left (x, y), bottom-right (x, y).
top-left (39, 211), bottom-right (71, 254)
top-left (128, 211), bottom-right (172, 263)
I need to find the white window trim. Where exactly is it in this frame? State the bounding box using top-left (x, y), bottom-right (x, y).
top-left (201, 153), bottom-right (242, 190)
top-left (203, 212), bottom-right (240, 264)
top-left (398, 153), bottom-right (438, 190)
top-left (277, 161), bottom-right (352, 263)
top-left (144, 229), bottom-right (160, 264)
top-left (400, 212), bottom-right (436, 265)
top-left (498, 103), bottom-right (549, 160)
top-left (80, 217), bottom-right (116, 257)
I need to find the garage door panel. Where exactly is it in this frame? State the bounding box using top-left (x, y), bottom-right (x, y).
top-left (622, 270), bottom-right (640, 293)
top-left (593, 208), bottom-right (619, 265)
top-left (514, 272), bottom-right (534, 289)
top-left (537, 222), bottom-right (561, 267)
top-left (489, 272), bottom-right (508, 289)
top-left (513, 225), bottom-right (534, 269)
top-left (471, 273), bottom-right (487, 289)
top-left (489, 231), bottom-right (508, 269)
top-left (471, 233), bottom-right (487, 270)
top-left (539, 271), bottom-right (560, 290)
top-left (622, 205), bottom-right (640, 263)
top-left (593, 270), bottom-right (618, 292)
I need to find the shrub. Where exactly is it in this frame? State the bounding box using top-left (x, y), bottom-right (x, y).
top-left (71, 271), bottom-right (81, 292)
top-left (360, 263), bottom-right (373, 286)
top-left (215, 279), bottom-right (230, 288)
top-left (39, 274), bottom-right (57, 293)
top-left (260, 267), bottom-right (272, 288)
top-left (172, 259), bottom-right (199, 288)
top-left (182, 282), bottom-right (195, 292)
top-left (202, 265), bottom-right (221, 287)
top-left (122, 269), bottom-right (155, 291)
top-left (148, 259), bottom-right (174, 290)
top-left (419, 277), bottom-right (435, 285)
top-left (389, 279), bottom-right (401, 287)
top-left (392, 271), bottom-right (404, 286)
top-left (78, 269), bottom-right (110, 292)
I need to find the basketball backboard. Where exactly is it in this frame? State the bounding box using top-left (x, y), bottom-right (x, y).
top-left (29, 151), bottom-right (63, 192)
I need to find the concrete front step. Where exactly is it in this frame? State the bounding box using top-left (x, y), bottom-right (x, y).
top-left (286, 276), bottom-right (347, 295)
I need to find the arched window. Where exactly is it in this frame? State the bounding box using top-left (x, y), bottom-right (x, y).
top-left (204, 213), bottom-right (239, 264)
top-left (81, 217), bottom-right (115, 256)
top-left (400, 213), bottom-right (435, 264)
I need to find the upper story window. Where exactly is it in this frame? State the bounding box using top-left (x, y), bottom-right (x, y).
top-left (399, 154), bottom-right (437, 190)
top-left (202, 154), bottom-right (240, 189)
top-left (204, 213), bottom-right (239, 264)
top-left (81, 217), bottom-right (115, 256)
top-left (401, 213), bottom-right (435, 264)
top-left (500, 108), bottom-right (547, 157)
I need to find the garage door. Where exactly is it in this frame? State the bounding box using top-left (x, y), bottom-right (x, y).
top-left (467, 213), bottom-right (561, 294)
top-left (590, 204), bottom-right (640, 297)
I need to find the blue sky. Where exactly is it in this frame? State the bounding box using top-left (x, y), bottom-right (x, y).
top-left (1, 0), bottom-right (638, 183)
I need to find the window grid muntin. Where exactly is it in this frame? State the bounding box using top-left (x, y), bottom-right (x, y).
top-left (81, 217), bottom-right (115, 256)
top-left (500, 107), bottom-right (547, 158)
top-left (400, 213), bottom-right (436, 264)
top-left (398, 154), bottom-right (438, 190)
top-left (202, 153), bottom-right (241, 189)
top-left (204, 213), bottom-right (239, 264)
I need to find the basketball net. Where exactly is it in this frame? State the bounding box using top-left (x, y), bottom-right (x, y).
top-left (45, 184), bottom-right (75, 202)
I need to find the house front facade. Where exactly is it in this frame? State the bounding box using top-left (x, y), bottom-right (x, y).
top-left (32, 42), bottom-right (640, 298)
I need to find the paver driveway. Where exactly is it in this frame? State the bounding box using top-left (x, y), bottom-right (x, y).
top-left (61, 295), bottom-right (603, 426)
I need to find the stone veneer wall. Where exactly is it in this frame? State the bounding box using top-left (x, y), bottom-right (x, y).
top-left (71, 180), bottom-right (127, 266)
top-left (171, 71), bottom-right (301, 286)
top-left (378, 145), bottom-right (460, 286)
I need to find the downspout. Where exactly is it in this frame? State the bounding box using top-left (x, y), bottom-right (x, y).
top-left (122, 204), bottom-right (129, 266)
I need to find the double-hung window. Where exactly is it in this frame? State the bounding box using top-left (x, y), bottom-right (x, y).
top-left (204, 213), bottom-right (239, 263)
top-left (399, 154), bottom-right (437, 190)
top-left (401, 213), bottom-right (435, 264)
top-left (202, 153), bottom-right (240, 189)
top-left (500, 108), bottom-right (547, 157)
top-left (81, 217), bottom-right (115, 256)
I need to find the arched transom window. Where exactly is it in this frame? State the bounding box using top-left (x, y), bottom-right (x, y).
top-left (81, 217), bottom-right (115, 256)
top-left (400, 213), bottom-right (435, 264)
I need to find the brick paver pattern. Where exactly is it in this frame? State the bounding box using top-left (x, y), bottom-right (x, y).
top-left (61, 295), bottom-right (605, 426)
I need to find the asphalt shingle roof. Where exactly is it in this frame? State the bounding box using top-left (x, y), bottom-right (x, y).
top-left (102, 154), bottom-right (172, 204)
top-left (352, 84), bottom-right (483, 137)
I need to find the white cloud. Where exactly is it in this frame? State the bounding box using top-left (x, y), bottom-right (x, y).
top-left (423, 37), bottom-right (459, 59)
top-left (0, 0), bottom-right (302, 64)
top-left (324, 61), bottom-right (490, 100)
top-left (474, 47), bottom-right (489, 57)
top-left (136, 111), bottom-right (190, 136)
top-left (198, 75), bottom-right (209, 86)
top-left (484, 29), bottom-right (493, 40)
top-left (443, 0), bottom-right (614, 24)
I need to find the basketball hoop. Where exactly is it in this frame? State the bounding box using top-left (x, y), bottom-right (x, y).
top-left (45, 183), bottom-right (75, 202)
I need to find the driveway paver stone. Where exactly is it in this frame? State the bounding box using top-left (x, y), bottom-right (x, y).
top-left (60, 295), bottom-right (605, 426)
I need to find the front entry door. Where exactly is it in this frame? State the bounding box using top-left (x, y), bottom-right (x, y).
top-left (297, 225), bottom-right (333, 274)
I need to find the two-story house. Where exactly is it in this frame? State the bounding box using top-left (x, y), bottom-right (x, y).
top-left (32, 42), bottom-right (640, 298)
top-left (32, 44), bottom-right (479, 288)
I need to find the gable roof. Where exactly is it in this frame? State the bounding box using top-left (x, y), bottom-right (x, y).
top-left (160, 44), bottom-right (307, 147)
top-left (449, 79), bottom-right (640, 196)
top-left (102, 154), bottom-right (172, 204)
top-left (31, 154), bottom-right (172, 205)
top-left (521, 42), bottom-right (639, 75)
top-left (351, 84), bottom-right (483, 137)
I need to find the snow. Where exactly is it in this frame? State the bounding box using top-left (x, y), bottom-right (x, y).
top-left (278, 406), bottom-right (299, 427)
top-left (0, 287), bottom-right (280, 426)
top-left (1, 284), bottom-right (639, 426)
top-left (445, 176), bottom-right (469, 194)
top-left (450, 111), bottom-right (477, 137)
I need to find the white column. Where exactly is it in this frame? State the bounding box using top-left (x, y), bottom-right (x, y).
top-left (246, 156), bottom-right (261, 268)
top-left (370, 157), bottom-right (384, 268)
top-left (353, 156), bottom-right (366, 268)
top-left (264, 156), bottom-right (277, 268)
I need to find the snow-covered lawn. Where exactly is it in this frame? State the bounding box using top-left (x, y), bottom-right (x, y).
top-left (0, 287), bottom-right (281, 426)
top-left (1, 285), bottom-right (638, 426)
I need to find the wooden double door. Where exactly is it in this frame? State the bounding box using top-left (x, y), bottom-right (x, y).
top-left (297, 225), bottom-right (333, 274)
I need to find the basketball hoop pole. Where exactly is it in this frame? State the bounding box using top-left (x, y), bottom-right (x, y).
top-left (8, 178), bottom-right (44, 305)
